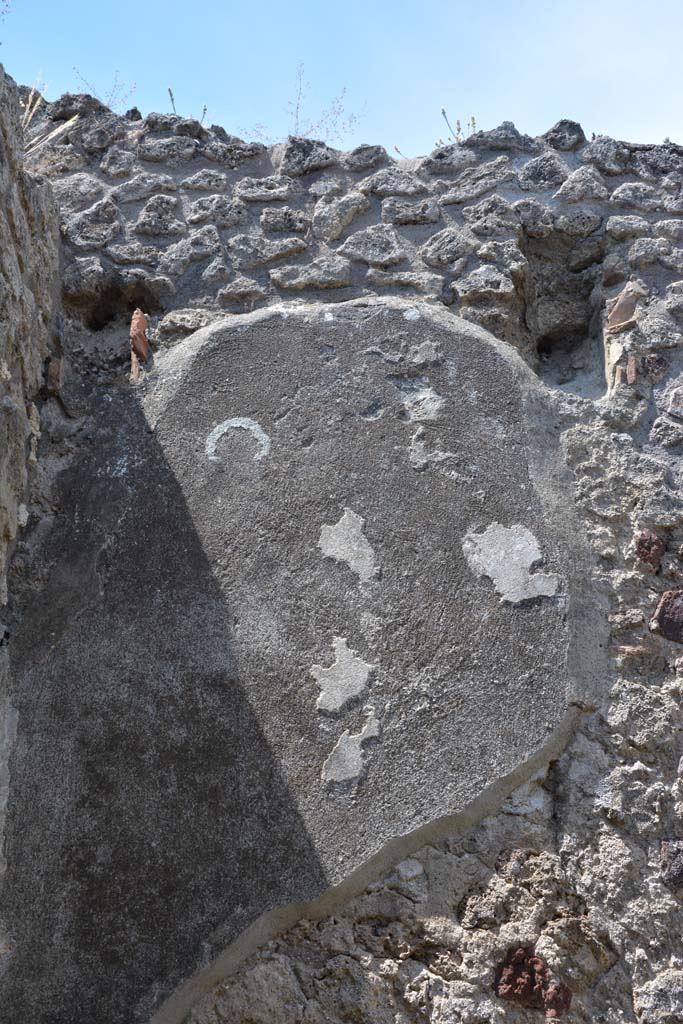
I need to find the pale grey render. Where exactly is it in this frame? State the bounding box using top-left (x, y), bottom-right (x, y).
top-left (311, 637), bottom-right (374, 713)
top-left (318, 508), bottom-right (378, 583)
top-left (462, 523), bottom-right (562, 604)
top-left (321, 714), bottom-right (381, 783)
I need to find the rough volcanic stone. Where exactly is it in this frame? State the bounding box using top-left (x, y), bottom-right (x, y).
top-left (66, 198), bottom-right (120, 249)
top-left (514, 198), bottom-right (555, 238)
top-left (554, 166), bottom-right (609, 203)
top-left (456, 265), bottom-right (517, 303)
top-left (606, 215), bottom-right (651, 241)
top-left (628, 237), bottom-right (671, 269)
top-left (0, 298), bottom-right (605, 1023)
top-left (553, 208), bottom-right (602, 238)
top-left (342, 144), bottom-right (388, 171)
top-left (202, 256), bottom-right (230, 283)
top-left (201, 138), bottom-right (265, 167)
top-left (47, 92), bottom-right (106, 120)
top-left (462, 195), bottom-right (519, 237)
top-left (260, 207), bottom-right (310, 234)
top-left (181, 169), bottom-right (229, 191)
top-left (381, 197), bottom-right (441, 225)
top-left (518, 153), bottom-right (570, 191)
top-left (235, 176), bottom-right (298, 202)
top-left (80, 116), bottom-right (127, 155)
top-left (631, 146), bottom-right (683, 182)
top-left (158, 227), bottom-right (222, 276)
top-left (581, 136), bottom-right (630, 175)
top-left (439, 156), bottom-right (515, 205)
top-left (133, 194), bottom-right (186, 236)
top-left (357, 168), bottom-right (427, 197)
top-left (542, 119), bottom-right (586, 151)
top-left (270, 256), bottom-right (352, 289)
top-left (312, 191), bottom-right (370, 241)
top-left (656, 219), bottom-right (683, 241)
top-left (217, 276), bottom-right (268, 302)
top-left (610, 182), bottom-right (662, 212)
top-left (226, 233), bottom-right (307, 269)
top-left (186, 194), bottom-right (248, 228)
top-left (279, 137), bottom-right (337, 176)
top-left (144, 112), bottom-right (182, 132)
top-left (649, 590), bottom-right (683, 642)
top-left (100, 145), bottom-right (135, 178)
top-left (138, 136), bottom-right (198, 163)
top-left (107, 241), bottom-right (160, 266)
top-left (366, 268), bottom-right (444, 293)
top-left (172, 117), bottom-right (206, 139)
top-left (419, 226), bottom-right (475, 267)
top-left (638, 970), bottom-right (683, 1024)
top-left (338, 224), bottom-right (406, 266)
top-left (51, 173), bottom-right (104, 212)
top-left (661, 839), bottom-right (683, 888)
top-left (113, 172), bottom-right (177, 203)
top-left (419, 144), bottom-right (477, 175)
top-left (464, 120), bottom-right (539, 153)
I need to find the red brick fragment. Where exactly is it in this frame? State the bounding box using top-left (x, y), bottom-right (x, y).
top-left (130, 307), bottom-right (151, 363)
top-left (635, 530), bottom-right (666, 570)
top-left (494, 947), bottom-right (572, 1019)
top-left (650, 589), bottom-right (683, 643)
top-left (626, 354), bottom-right (637, 384)
top-left (46, 356), bottom-right (62, 395)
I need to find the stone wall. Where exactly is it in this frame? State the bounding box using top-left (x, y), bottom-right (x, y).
top-left (0, 67), bottom-right (58, 607)
top-left (5, 88), bottom-right (683, 1024)
top-left (0, 64), bottom-right (58, 947)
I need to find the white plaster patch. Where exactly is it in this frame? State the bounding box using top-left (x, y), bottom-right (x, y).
top-left (318, 508), bottom-right (377, 582)
top-left (321, 714), bottom-right (381, 784)
top-left (311, 638), bottom-right (373, 713)
top-left (397, 857), bottom-right (425, 880)
top-left (408, 340), bottom-right (442, 367)
top-left (206, 417), bottom-right (271, 462)
top-left (405, 386), bottom-right (444, 421)
top-left (462, 522), bottom-right (561, 604)
top-left (391, 376), bottom-right (445, 422)
top-left (402, 307), bottom-right (421, 321)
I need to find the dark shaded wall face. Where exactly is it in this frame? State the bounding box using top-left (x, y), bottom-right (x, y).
top-left (0, 304), bottom-right (597, 1023)
top-left (0, 388), bottom-right (328, 1024)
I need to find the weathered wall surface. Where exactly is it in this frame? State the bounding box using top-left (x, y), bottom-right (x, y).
top-left (0, 64), bottom-right (58, 979)
top-left (0, 68), bottom-right (58, 606)
top-left (3, 87), bottom-right (683, 1024)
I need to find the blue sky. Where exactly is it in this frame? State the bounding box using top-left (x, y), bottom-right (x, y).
top-left (2, 0), bottom-right (683, 155)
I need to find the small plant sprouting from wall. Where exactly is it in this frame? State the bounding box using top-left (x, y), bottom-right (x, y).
top-left (20, 69), bottom-right (47, 132)
top-left (168, 88), bottom-right (208, 125)
top-left (72, 67), bottom-right (137, 113)
top-left (245, 62), bottom-right (365, 145)
top-left (435, 107), bottom-right (476, 147)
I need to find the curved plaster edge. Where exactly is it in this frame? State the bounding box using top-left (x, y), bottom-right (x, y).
top-left (150, 703), bottom-right (585, 1024)
top-left (139, 296), bottom-right (544, 432)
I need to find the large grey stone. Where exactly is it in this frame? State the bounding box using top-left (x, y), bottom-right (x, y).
top-left (0, 298), bottom-right (605, 1023)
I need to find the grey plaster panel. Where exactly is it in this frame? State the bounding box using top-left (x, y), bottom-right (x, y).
top-left (0, 299), bottom-right (606, 1023)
